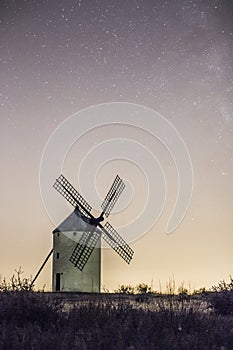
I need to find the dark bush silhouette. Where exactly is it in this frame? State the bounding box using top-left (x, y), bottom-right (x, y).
top-left (0, 267), bottom-right (33, 292)
top-left (208, 276), bottom-right (233, 316)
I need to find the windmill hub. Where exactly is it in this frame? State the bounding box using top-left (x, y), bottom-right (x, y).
top-left (89, 214), bottom-right (104, 226)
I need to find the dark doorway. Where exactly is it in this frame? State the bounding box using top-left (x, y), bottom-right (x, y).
top-left (55, 273), bottom-right (61, 291)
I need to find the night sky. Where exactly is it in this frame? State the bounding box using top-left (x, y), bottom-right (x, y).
top-left (0, 0), bottom-right (232, 291)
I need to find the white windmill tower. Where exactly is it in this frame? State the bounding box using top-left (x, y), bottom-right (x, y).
top-left (31, 174), bottom-right (134, 292)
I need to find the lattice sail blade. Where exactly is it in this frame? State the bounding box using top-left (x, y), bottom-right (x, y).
top-left (101, 222), bottom-right (134, 264)
top-left (53, 174), bottom-right (92, 216)
top-left (69, 231), bottom-right (100, 271)
top-left (101, 175), bottom-right (125, 217)
top-left (69, 231), bottom-right (90, 266)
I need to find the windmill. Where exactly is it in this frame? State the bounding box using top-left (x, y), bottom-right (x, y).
top-left (31, 174), bottom-right (134, 292)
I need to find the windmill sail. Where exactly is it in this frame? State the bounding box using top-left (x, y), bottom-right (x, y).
top-left (53, 174), bottom-right (92, 216)
top-left (69, 230), bottom-right (101, 270)
top-left (101, 222), bottom-right (134, 264)
top-left (101, 175), bottom-right (125, 217)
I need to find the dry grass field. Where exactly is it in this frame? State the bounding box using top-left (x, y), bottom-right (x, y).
top-left (0, 273), bottom-right (232, 349)
top-left (0, 287), bottom-right (233, 350)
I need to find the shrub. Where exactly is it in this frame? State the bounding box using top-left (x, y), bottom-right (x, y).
top-left (114, 283), bottom-right (153, 295)
top-left (0, 268), bottom-right (33, 292)
top-left (135, 283), bottom-right (152, 294)
top-left (114, 284), bottom-right (135, 294)
top-left (209, 276), bottom-right (233, 316)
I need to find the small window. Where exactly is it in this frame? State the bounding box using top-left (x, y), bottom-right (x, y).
top-left (73, 232), bottom-right (77, 236)
top-left (57, 232), bottom-right (60, 237)
top-left (56, 252), bottom-right (60, 259)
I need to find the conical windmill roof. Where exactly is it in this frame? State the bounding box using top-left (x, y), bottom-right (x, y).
top-left (53, 208), bottom-right (99, 234)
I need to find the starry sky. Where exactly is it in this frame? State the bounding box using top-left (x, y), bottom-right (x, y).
top-left (0, 0), bottom-right (232, 292)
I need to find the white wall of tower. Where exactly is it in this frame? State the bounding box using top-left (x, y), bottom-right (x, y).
top-left (52, 231), bottom-right (101, 292)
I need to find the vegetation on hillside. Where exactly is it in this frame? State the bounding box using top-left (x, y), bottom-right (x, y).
top-left (0, 270), bottom-right (232, 349)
